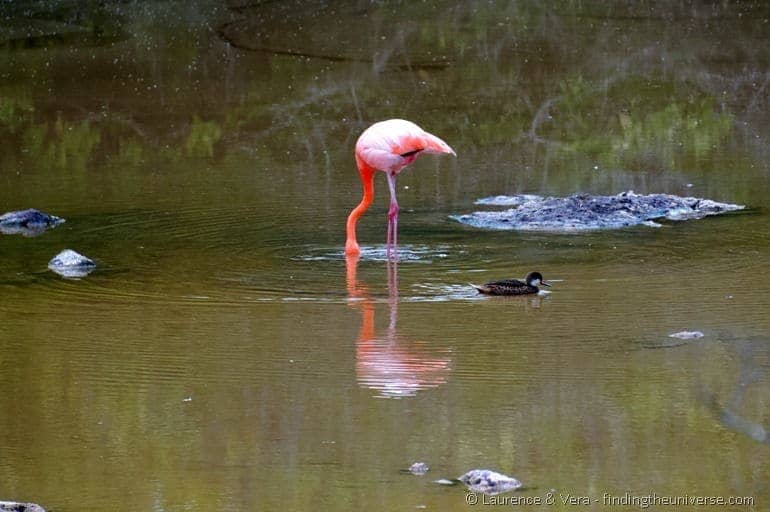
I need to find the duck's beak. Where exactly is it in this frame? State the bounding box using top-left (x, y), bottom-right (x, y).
top-left (540, 280), bottom-right (551, 287)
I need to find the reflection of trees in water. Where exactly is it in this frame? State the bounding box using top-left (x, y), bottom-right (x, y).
top-left (345, 255), bottom-right (451, 398)
top-left (1, 1), bottom-right (768, 191)
top-left (217, 1), bottom-right (770, 165)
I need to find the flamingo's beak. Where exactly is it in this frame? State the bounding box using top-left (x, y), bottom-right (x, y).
top-left (422, 132), bottom-right (456, 157)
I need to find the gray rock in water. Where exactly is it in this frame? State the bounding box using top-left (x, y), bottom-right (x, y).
top-left (475, 194), bottom-right (543, 207)
top-left (451, 191), bottom-right (744, 231)
top-left (0, 209), bottom-right (65, 237)
top-left (669, 330), bottom-right (705, 340)
top-left (458, 469), bottom-right (522, 495)
top-left (48, 249), bottom-right (96, 278)
top-left (0, 501), bottom-right (46, 512)
top-left (408, 462), bottom-right (430, 475)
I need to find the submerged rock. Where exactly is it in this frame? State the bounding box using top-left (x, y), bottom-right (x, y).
top-left (0, 501), bottom-right (46, 512)
top-left (0, 209), bottom-right (65, 237)
top-left (451, 191), bottom-right (744, 231)
top-left (48, 249), bottom-right (96, 278)
top-left (458, 469), bottom-right (522, 495)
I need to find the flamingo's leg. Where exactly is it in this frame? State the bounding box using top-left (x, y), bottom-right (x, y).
top-left (386, 172), bottom-right (399, 261)
top-left (386, 207), bottom-right (392, 259)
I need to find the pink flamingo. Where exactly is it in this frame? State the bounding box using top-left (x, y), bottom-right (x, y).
top-left (345, 119), bottom-right (455, 259)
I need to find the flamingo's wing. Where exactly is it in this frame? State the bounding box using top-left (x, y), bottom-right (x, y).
top-left (357, 146), bottom-right (405, 172)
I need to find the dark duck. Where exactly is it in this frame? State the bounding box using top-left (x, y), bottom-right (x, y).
top-left (471, 271), bottom-right (550, 296)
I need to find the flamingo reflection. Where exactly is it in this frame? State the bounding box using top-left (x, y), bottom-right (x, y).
top-left (346, 254), bottom-right (451, 398)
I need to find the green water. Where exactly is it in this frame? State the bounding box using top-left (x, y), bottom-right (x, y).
top-left (1, 1), bottom-right (769, 510)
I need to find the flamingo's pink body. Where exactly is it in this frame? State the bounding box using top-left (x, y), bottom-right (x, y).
top-left (345, 119), bottom-right (455, 258)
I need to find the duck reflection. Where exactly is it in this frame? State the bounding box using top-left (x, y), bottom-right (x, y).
top-left (346, 254), bottom-right (451, 398)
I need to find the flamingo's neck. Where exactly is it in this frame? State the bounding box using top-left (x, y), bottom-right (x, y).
top-left (345, 160), bottom-right (375, 255)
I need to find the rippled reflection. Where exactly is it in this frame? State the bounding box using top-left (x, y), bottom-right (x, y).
top-left (701, 335), bottom-right (770, 445)
top-left (346, 255), bottom-right (451, 398)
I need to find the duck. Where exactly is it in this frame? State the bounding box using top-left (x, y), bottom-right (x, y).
top-left (471, 271), bottom-right (550, 295)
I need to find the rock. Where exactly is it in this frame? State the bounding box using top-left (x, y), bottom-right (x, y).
top-left (0, 209), bottom-right (65, 237)
top-left (475, 194), bottom-right (542, 207)
top-left (0, 501), bottom-right (46, 512)
top-left (458, 469), bottom-right (522, 495)
top-left (48, 249), bottom-right (96, 278)
top-left (408, 462), bottom-right (430, 475)
top-left (450, 191), bottom-right (744, 231)
top-left (669, 331), bottom-right (705, 340)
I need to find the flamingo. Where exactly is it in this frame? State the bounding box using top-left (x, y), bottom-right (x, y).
top-left (345, 119), bottom-right (455, 259)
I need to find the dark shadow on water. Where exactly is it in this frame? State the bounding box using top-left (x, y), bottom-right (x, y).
top-left (217, 1), bottom-right (454, 71)
top-left (0, 0), bottom-right (129, 49)
top-left (217, 20), bottom-right (451, 71)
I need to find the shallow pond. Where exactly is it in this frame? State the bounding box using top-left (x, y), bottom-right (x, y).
top-left (1, 1), bottom-right (769, 510)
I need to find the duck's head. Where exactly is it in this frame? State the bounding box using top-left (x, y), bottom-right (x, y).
top-left (525, 271), bottom-right (550, 287)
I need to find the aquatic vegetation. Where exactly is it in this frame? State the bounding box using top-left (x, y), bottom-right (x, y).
top-left (13, 115), bottom-right (101, 173)
top-left (0, 93), bottom-right (34, 133)
top-left (114, 138), bottom-right (147, 167)
top-left (184, 115), bottom-right (222, 158)
top-left (539, 76), bottom-right (735, 170)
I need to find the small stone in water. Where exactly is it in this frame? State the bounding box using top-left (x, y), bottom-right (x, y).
top-left (409, 462), bottom-right (430, 475)
top-left (48, 249), bottom-right (96, 278)
top-left (458, 469), bottom-right (522, 495)
top-left (668, 331), bottom-right (705, 340)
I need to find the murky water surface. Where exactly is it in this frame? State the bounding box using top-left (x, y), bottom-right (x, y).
top-left (1, 1), bottom-right (769, 510)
